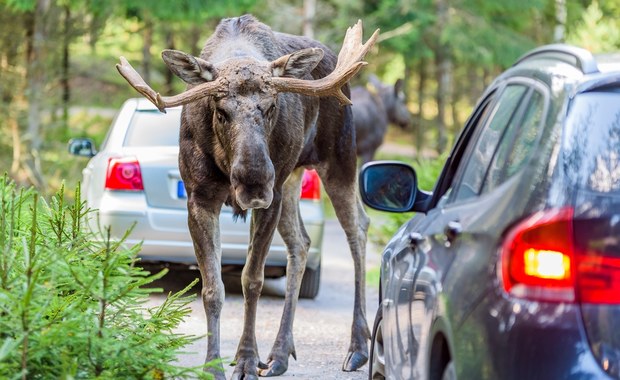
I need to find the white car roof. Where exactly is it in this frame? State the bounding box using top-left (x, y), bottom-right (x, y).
top-left (134, 97), bottom-right (183, 111)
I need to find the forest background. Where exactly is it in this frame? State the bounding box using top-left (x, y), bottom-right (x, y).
top-left (1, 0), bottom-right (619, 195)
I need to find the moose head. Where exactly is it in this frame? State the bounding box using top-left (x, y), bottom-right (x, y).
top-left (117, 20), bottom-right (377, 211)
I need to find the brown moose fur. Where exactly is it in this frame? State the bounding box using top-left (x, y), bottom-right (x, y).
top-left (159, 15), bottom-right (371, 380)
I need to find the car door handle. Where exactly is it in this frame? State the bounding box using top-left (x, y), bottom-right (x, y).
top-left (409, 232), bottom-right (425, 248)
top-left (444, 220), bottom-right (462, 244)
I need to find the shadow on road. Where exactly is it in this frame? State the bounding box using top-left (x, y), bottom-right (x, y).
top-left (141, 262), bottom-right (288, 299)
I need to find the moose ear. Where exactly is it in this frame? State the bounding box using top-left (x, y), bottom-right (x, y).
top-left (161, 49), bottom-right (216, 84)
top-left (394, 78), bottom-right (404, 94)
top-left (271, 48), bottom-right (324, 79)
top-left (394, 79), bottom-right (404, 98)
top-left (394, 78), bottom-right (405, 99)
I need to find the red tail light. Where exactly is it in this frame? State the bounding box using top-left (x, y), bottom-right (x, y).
top-left (300, 169), bottom-right (321, 200)
top-left (500, 208), bottom-right (575, 302)
top-left (105, 157), bottom-right (144, 191)
top-left (576, 240), bottom-right (620, 304)
top-left (501, 207), bottom-right (620, 304)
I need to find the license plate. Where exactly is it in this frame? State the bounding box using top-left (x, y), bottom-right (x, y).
top-left (177, 181), bottom-right (187, 199)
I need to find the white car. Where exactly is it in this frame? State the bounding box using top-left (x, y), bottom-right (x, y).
top-left (69, 98), bottom-right (325, 298)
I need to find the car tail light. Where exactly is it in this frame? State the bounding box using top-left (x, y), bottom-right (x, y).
top-left (300, 169), bottom-right (321, 200)
top-left (500, 207), bottom-right (620, 304)
top-left (576, 240), bottom-right (620, 304)
top-left (105, 157), bottom-right (144, 191)
top-left (500, 208), bottom-right (575, 302)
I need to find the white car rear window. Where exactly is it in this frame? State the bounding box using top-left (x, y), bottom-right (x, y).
top-left (124, 109), bottom-right (182, 147)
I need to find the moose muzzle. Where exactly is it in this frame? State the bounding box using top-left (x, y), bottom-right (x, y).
top-left (230, 153), bottom-right (275, 210)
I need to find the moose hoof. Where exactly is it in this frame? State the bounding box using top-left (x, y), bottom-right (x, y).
top-left (204, 360), bottom-right (226, 380)
top-left (258, 359), bottom-right (289, 377)
top-left (342, 350), bottom-right (368, 372)
top-left (231, 370), bottom-right (259, 380)
top-left (211, 373), bottom-right (226, 380)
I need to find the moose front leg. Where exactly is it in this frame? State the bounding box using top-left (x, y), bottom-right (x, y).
top-left (232, 196), bottom-right (282, 380)
top-left (260, 169), bottom-right (308, 377)
top-left (187, 195), bottom-right (227, 380)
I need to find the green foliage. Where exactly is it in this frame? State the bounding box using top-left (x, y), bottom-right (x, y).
top-left (567, 0), bottom-right (620, 52)
top-left (3, 0), bottom-right (36, 12)
top-left (365, 0), bottom-right (434, 58)
top-left (366, 265), bottom-right (381, 289)
top-left (0, 176), bottom-right (212, 379)
top-left (122, 0), bottom-right (257, 23)
top-left (2, 0), bottom-right (620, 195)
top-left (413, 153), bottom-right (448, 191)
top-left (41, 111), bottom-right (114, 199)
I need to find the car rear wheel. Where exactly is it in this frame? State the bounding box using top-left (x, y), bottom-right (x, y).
top-left (299, 262), bottom-right (321, 299)
top-left (368, 306), bottom-right (385, 380)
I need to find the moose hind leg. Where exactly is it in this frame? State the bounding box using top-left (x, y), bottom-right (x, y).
top-left (260, 169), bottom-right (309, 377)
top-left (320, 171), bottom-right (371, 372)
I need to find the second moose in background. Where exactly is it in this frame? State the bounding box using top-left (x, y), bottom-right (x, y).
top-left (352, 75), bottom-right (411, 164)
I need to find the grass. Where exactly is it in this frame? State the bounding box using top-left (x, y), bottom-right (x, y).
top-left (366, 265), bottom-right (381, 290)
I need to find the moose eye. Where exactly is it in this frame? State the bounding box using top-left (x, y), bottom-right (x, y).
top-left (214, 108), bottom-right (228, 124)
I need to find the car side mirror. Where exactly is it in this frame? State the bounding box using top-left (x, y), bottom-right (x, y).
top-left (67, 138), bottom-right (97, 157)
top-left (359, 161), bottom-right (418, 212)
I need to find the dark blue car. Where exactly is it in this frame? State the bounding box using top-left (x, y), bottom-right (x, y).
top-left (360, 45), bottom-right (620, 380)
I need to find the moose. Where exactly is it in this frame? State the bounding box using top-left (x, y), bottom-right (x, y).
top-left (117, 15), bottom-right (378, 380)
top-left (352, 75), bottom-right (411, 165)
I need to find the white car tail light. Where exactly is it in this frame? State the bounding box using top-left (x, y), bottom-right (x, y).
top-left (105, 157), bottom-right (144, 191)
top-left (300, 169), bottom-right (321, 201)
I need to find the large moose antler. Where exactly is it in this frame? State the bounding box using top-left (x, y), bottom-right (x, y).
top-left (116, 20), bottom-right (379, 111)
top-left (115, 57), bottom-right (227, 113)
top-left (270, 20), bottom-right (379, 106)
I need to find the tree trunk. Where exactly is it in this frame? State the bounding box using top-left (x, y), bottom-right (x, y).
top-left (23, 0), bottom-right (51, 189)
top-left (141, 17), bottom-right (153, 84)
top-left (466, 64), bottom-right (479, 104)
top-left (10, 114), bottom-right (21, 179)
top-left (61, 4), bottom-right (70, 138)
top-left (451, 65), bottom-right (461, 135)
top-left (435, 0), bottom-right (451, 154)
top-left (554, 0), bottom-right (566, 43)
top-left (189, 24), bottom-right (202, 57)
top-left (164, 29), bottom-right (175, 95)
top-left (436, 53), bottom-right (451, 154)
top-left (303, 0), bottom-right (316, 38)
top-left (416, 57), bottom-right (427, 156)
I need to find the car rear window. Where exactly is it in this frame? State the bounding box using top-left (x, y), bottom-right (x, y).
top-left (124, 109), bottom-right (182, 147)
top-left (563, 89), bottom-right (620, 194)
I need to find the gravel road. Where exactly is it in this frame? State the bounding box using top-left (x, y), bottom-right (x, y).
top-left (148, 218), bottom-right (382, 379)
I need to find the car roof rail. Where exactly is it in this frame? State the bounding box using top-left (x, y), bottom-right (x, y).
top-left (513, 44), bottom-right (599, 74)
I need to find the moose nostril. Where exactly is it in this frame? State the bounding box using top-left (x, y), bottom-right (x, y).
top-left (230, 152), bottom-right (275, 210)
top-left (234, 184), bottom-right (273, 210)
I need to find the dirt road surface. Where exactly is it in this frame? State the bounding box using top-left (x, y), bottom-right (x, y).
top-left (148, 218), bottom-right (382, 379)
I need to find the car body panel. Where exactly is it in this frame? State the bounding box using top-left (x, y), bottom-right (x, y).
top-left (363, 45), bottom-right (620, 380)
top-left (462, 290), bottom-right (610, 380)
top-left (559, 89), bottom-right (620, 377)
